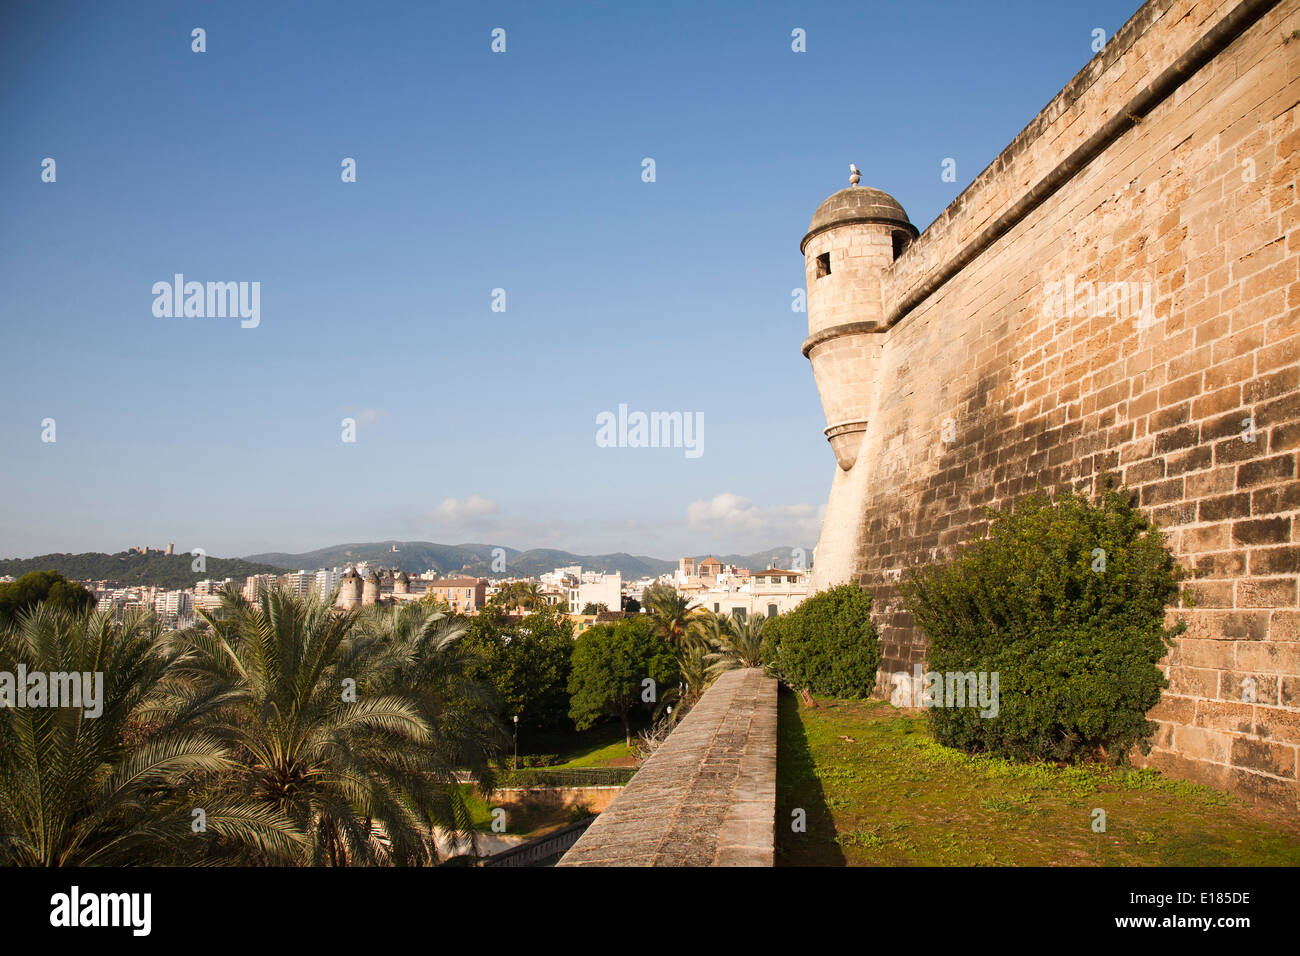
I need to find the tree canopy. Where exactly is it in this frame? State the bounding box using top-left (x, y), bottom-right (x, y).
top-left (0, 570), bottom-right (97, 624)
top-left (567, 617), bottom-right (677, 745)
top-left (460, 604), bottom-right (575, 733)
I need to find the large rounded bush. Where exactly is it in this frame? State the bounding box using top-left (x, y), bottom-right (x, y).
top-left (763, 584), bottom-right (880, 698)
top-left (898, 489), bottom-right (1185, 763)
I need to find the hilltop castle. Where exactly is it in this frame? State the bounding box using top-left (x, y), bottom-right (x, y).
top-left (800, 0), bottom-right (1300, 810)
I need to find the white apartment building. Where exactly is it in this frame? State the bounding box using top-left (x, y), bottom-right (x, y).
top-left (677, 559), bottom-right (810, 621)
top-left (242, 574), bottom-right (278, 601)
top-left (540, 566), bottom-right (583, 590)
top-left (567, 570), bottom-right (622, 613)
top-left (280, 570), bottom-right (316, 598)
top-left (193, 593), bottom-right (224, 613)
top-left (194, 578), bottom-right (236, 596)
top-left (153, 589), bottom-right (193, 621)
top-left (314, 567), bottom-right (342, 600)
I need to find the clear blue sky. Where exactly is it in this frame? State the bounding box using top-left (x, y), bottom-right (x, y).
top-left (0, 0), bottom-right (1142, 561)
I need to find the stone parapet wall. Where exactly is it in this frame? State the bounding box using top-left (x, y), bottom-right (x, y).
top-left (557, 667), bottom-right (777, 866)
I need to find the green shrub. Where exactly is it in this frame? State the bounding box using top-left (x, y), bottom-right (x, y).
top-left (494, 767), bottom-right (636, 788)
top-left (898, 489), bottom-right (1185, 764)
top-left (762, 584), bottom-right (880, 698)
top-left (519, 754), bottom-right (561, 768)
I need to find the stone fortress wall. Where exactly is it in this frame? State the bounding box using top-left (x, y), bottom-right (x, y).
top-left (802, 0), bottom-right (1300, 809)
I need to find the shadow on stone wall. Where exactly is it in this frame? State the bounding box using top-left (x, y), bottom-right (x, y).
top-left (775, 687), bottom-right (846, 866)
top-left (860, 357), bottom-right (1105, 696)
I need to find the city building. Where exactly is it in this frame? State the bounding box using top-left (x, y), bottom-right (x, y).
top-left (153, 589), bottom-right (193, 627)
top-left (567, 570), bottom-right (621, 614)
top-left (314, 567), bottom-right (342, 600)
top-left (194, 578), bottom-right (235, 597)
top-left (674, 557), bottom-right (810, 620)
top-left (281, 570), bottom-right (316, 598)
top-left (242, 574), bottom-right (278, 602)
top-left (423, 577), bottom-right (487, 614)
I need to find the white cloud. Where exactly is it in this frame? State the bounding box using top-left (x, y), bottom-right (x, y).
top-left (433, 495), bottom-right (498, 522)
top-left (687, 492), bottom-right (764, 531)
top-left (686, 493), bottom-right (823, 547)
top-left (407, 493), bottom-right (820, 556)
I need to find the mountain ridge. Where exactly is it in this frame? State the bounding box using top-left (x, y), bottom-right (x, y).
top-left (242, 540), bottom-right (813, 578)
top-left (0, 551), bottom-right (285, 589)
top-left (1, 542), bottom-right (815, 588)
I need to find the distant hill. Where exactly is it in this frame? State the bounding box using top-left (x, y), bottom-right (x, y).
top-left (459, 549), bottom-right (674, 579)
top-left (243, 541), bottom-right (520, 576)
top-left (242, 541), bottom-right (814, 579)
top-left (705, 547), bottom-right (814, 572)
top-left (0, 552), bottom-right (285, 589)
top-left (1, 542), bottom-right (816, 588)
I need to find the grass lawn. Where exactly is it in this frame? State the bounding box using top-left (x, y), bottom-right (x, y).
top-left (776, 689), bottom-right (1300, 866)
top-left (455, 720), bottom-right (646, 845)
top-left (517, 718), bottom-right (647, 769)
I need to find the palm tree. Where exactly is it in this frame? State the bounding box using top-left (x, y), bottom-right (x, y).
top-left (677, 643), bottom-right (714, 708)
top-left (707, 613), bottom-right (767, 676)
top-left (688, 608), bottom-right (727, 651)
top-left (645, 587), bottom-right (701, 651)
top-left (181, 586), bottom-right (469, 865)
top-left (649, 608), bottom-right (725, 728)
top-left (519, 582), bottom-right (544, 609)
top-left (488, 581), bottom-right (542, 611)
top-left (0, 604), bottom-right (299, 866)
top-left (356, 600), bottom-right (506, 836)
top-left (655, 643), bottom-right (715, 728)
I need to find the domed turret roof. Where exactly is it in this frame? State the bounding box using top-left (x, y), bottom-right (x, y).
top-left (395, 570), bottom-right (410, 583)
top-left (364, 570), bottom-right (380, 583)
top-left (802, 185), bottom-right (916, 251)
top-left (342, 567), bottom-right (360, 580)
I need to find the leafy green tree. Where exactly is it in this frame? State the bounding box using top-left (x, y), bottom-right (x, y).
top-left (762, 584), bottom-right (880, 698)
top-left (568, 617), bottom-right (677, 746)
top-left (580, 602), bottom-right (607, 615)
top-left (899, 489), bottom-right (1185, 763)
top-left (640, 581), bottom-right (672, 606)
top-left (0, 570), bottom-right (96, 624)
top-left (461, 604), bottom-right (574, 733)
top-left (0, 604), bottom-right (299, 865)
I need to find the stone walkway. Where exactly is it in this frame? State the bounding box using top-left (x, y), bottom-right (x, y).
top-left (557, 667), bottom-right (777, 866)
